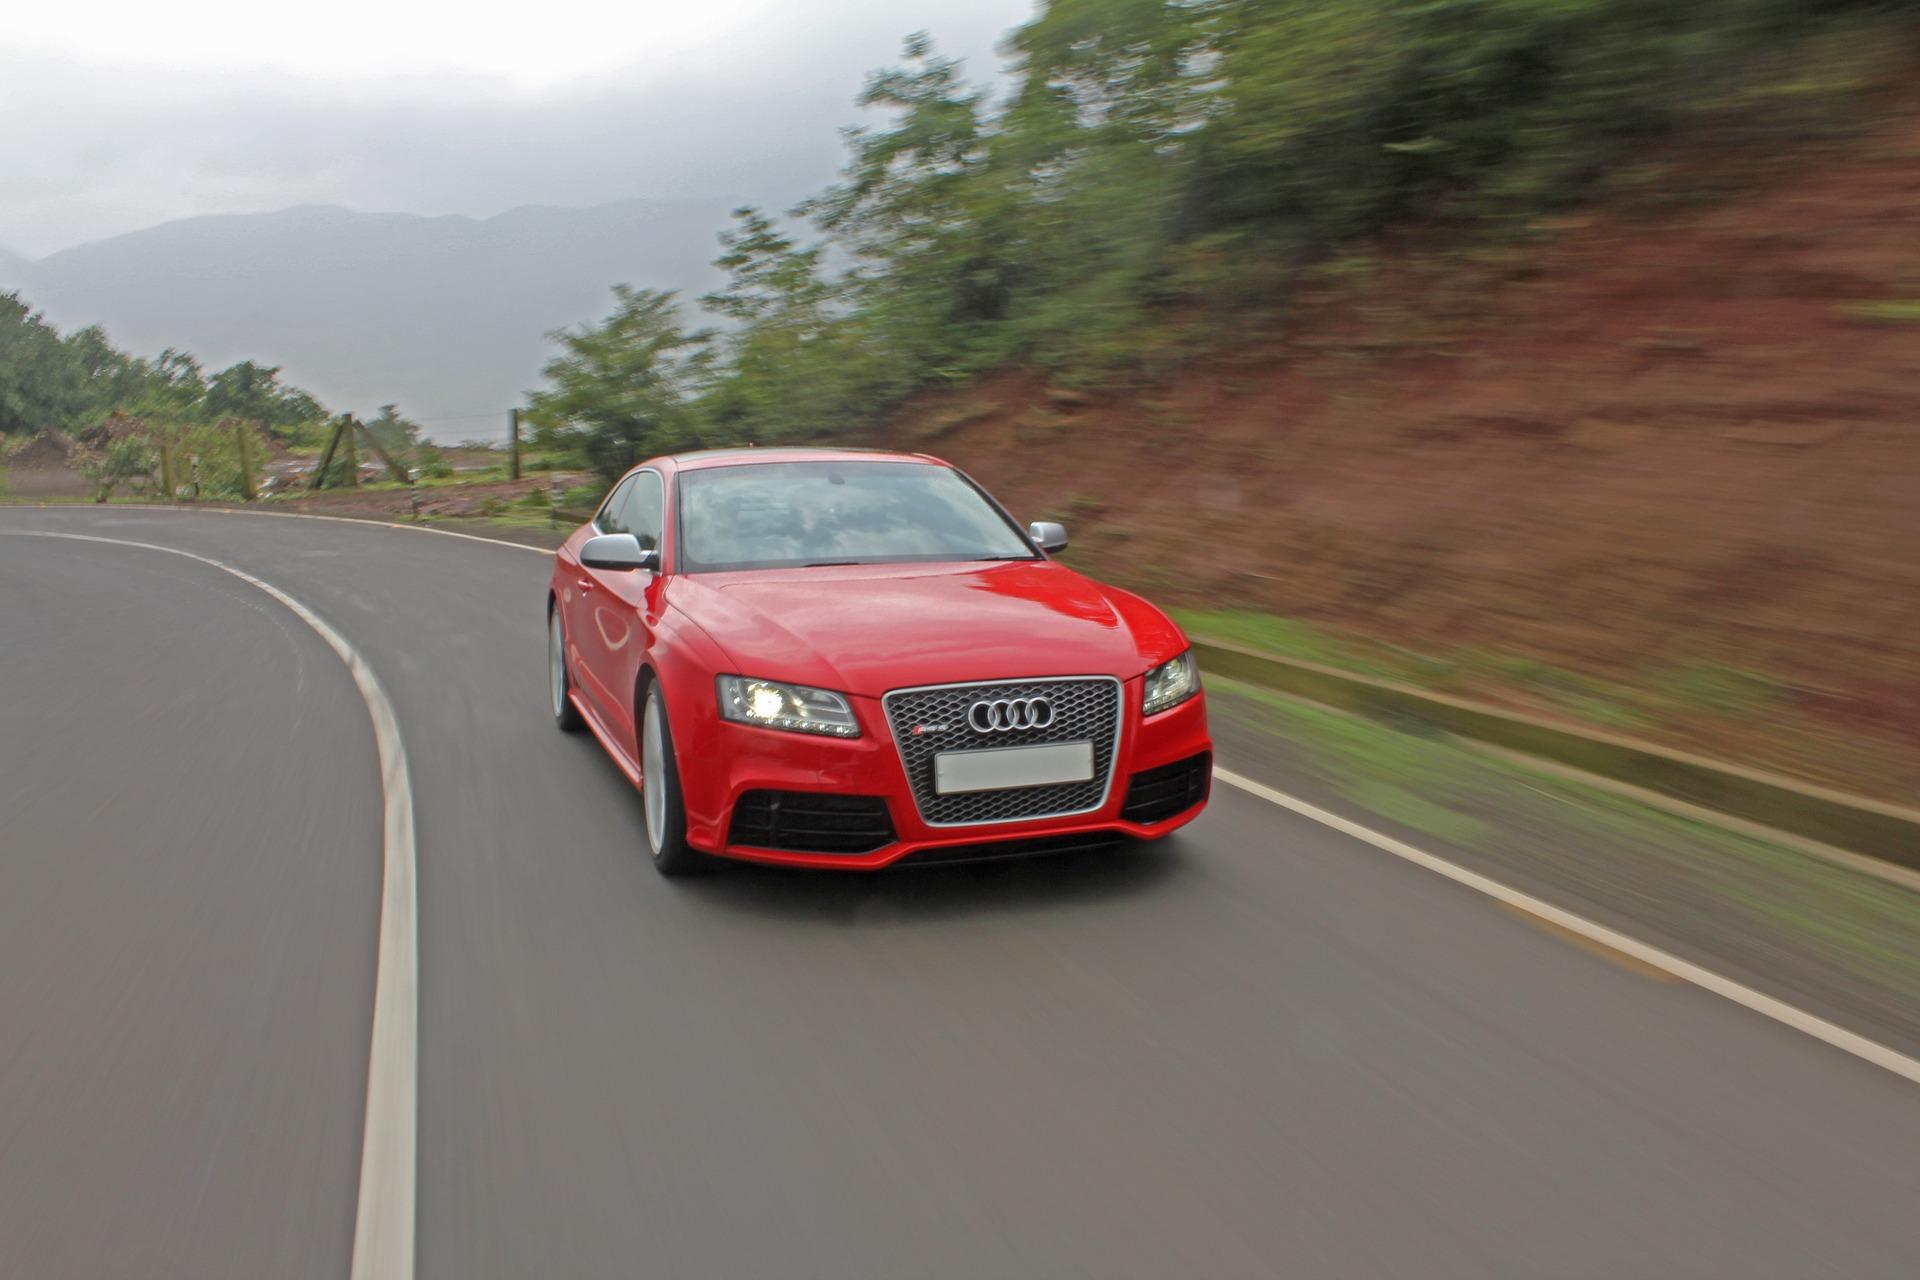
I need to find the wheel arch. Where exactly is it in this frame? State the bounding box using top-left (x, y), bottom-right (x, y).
top-left (633, 660), bottom-right (662, 721)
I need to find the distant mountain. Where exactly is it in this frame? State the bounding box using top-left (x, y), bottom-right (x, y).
top-left (0, 246), bottom-right (31, 291)
top-left (11, 201), bottom-right (735, 441)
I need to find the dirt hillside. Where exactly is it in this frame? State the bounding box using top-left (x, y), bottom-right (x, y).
top-left (884, 104), bottom-right (1920, 799)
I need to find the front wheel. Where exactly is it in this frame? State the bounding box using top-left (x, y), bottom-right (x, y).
top-left (641, 681), bottom-right (707, 875)
top-left (549, 605), bottom-right (584, 732)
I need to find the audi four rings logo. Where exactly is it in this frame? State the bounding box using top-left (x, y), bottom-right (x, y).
top-left (967, 696), bottom-right (1055, 733)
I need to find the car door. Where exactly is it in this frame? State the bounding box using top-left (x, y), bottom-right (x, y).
top-left (579, 469), bottom-right (666, 757)
top-left (563, 474), bottom-right (636, 729)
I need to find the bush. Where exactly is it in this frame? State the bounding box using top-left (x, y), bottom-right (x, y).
top-left (168, 421), bottom-right (269, 499)
top-left (412, 441), bottom-right (455, 480)
top-left (85, 435), bottom-right (158, 501)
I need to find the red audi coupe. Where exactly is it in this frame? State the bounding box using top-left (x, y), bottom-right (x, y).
top-left (546, 447), bottom-right (1212, 872)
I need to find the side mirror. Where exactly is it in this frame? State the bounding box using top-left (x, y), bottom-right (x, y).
top-left (1028, 521), bottom-right (1069, 553)
top-left (580, 533), bottom-right (660, 572)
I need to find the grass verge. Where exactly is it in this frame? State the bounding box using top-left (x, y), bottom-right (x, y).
top-left (1209, 678), bottom-right (1920, 1034)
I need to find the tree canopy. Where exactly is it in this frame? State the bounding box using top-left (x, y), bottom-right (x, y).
top-left (526, 286), bottom-right (712, 481)
top-left (0, 290), bottom-right (332, 439)
top-left (534, 0), bottom-right (1914, 481)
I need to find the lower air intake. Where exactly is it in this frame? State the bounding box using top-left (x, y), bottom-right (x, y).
top-left (726, 790), bottom-right (896, 855)
top-left (1120, 752), bottom-right (1212, 824)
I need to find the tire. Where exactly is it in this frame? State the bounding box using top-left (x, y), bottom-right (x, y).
top-left (549, 604), bottom-right (585, 733)
top-left (640, 680), bottom-right (708, 875)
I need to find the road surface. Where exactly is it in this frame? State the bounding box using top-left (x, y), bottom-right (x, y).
top-left (2, 506), bottom-right (1917, 1279)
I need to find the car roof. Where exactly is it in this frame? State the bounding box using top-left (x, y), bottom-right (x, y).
top-left (665, 446), bottom-right (942, 471)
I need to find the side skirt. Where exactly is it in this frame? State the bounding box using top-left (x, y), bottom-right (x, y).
top-left (572, 689), bottom-right (642, 788)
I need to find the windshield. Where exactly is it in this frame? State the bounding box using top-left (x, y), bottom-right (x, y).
top-left (676, 460), bottom-right (1037, 573)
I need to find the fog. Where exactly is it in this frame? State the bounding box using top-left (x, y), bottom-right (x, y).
top-left (0, 1), bottom-right (1034, 257)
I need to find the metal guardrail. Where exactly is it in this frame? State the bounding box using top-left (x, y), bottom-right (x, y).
top-left (1190, 636), bottom-right (1920, 871)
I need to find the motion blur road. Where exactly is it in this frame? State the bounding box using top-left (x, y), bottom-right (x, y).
top-left (3, 506), bottom-right (1918, 1279)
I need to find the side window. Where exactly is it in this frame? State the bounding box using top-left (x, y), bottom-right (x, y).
top-left (595, 476), bottom-right (637, 535)
top-left (618, 472), bottom-right (665, 551)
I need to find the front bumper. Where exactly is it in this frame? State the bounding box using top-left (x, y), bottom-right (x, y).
top-left (678, 684), bottom-right (1212, 869)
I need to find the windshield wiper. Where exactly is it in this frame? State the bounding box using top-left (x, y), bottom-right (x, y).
top-left (802, 560), bottom-right (867, 567)
top-left (969, 553), bottom-right (1037, 561)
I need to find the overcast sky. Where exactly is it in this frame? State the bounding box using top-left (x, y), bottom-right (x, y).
top-left (0, 0), bottom-right (1037, 258)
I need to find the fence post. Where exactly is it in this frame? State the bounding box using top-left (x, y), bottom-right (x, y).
top-left (509, 408), bottom-right (522, 481)
top-left (310, 415), bottom-right (346, 489)
top-left (342, 419), bottom-right (358, 487)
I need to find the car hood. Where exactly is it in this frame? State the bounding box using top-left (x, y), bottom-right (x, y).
top-left (668, 560), bottom-right (1186, 698)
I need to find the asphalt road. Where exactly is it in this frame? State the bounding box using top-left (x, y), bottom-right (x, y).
top-left (3, 506), bottom-right (1918, 1279)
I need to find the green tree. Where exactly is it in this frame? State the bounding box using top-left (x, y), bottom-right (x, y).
top-left (697, 208), bottom-right (885, 445)
top-left (702, 207), bottom-right (828, 326)
top-left (63, 325), bottom-right (150, 418)
top-left (804, 34), bottom-right (1013, 376)
top-left (543, 0), bottom-right (1920, 445)
top-left (3, 292), bottom-right (324, 440)
top-left (364, 403), bottom-right (423, 456)
top-left (130, 348), bottom-right (210, 420)
top-left (527, 286), bottom-right (711, 483)
top-left (0, 292), bottom-right (88, 435)
top-left (204, 360), bottom-right (327, 434)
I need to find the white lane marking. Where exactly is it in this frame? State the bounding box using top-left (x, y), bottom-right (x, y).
top-left (1213, 767), bottom-right (1920, 1088)
top-left (3, 531), bottom-right (418, 1277)
top-left (22, 500), bottom-right (555, 555)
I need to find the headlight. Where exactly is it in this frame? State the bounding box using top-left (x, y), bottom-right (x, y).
top-left (1142, 650), bottom-right (1200, 716)
top-left (716, 675), bottom-right (861, 737)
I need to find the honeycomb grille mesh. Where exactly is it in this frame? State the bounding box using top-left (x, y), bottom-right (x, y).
top-left (883, 678), bottom-right (1121, 826)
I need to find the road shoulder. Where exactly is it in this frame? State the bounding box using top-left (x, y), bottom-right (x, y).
top-left (1207, 678), bottom-right (1920, 1061)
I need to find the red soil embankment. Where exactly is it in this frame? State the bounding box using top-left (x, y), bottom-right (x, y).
top-left (886, 109), bottom-right (1920, 799)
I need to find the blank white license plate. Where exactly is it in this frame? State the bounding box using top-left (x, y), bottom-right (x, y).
top-left (933, 741), bottom-right (1095, 795)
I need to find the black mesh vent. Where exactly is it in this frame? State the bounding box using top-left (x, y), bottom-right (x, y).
top-left (897, 832), bottom-right (1129, 867)
top-left (726, 790), bottom-right (896, 855)
top-left (883, 678), bottom-right (1122, 826)
top-left (1120, 752), bottom-right (1212, 824)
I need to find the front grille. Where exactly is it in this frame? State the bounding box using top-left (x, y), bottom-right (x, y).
top-left (883, 677), bottom-right (1123, 826)
top-left (726, 790), bottom-right (896, 855)
top-left (1120, 752), bottom-right (1212, 824)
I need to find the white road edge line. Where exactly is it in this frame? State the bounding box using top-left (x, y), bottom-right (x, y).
top-left (1213, 767), bottom-right (1920, 1088)
top-left (23, 500), bottom-right (555, 555)
top-left (2, 531), bottom-right (418, 1278)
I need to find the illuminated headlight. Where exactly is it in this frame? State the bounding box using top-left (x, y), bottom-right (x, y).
top-left (716, 675), bottom-right (861, 737)
top-left (1142, 650), bottom-right (1200, 716)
